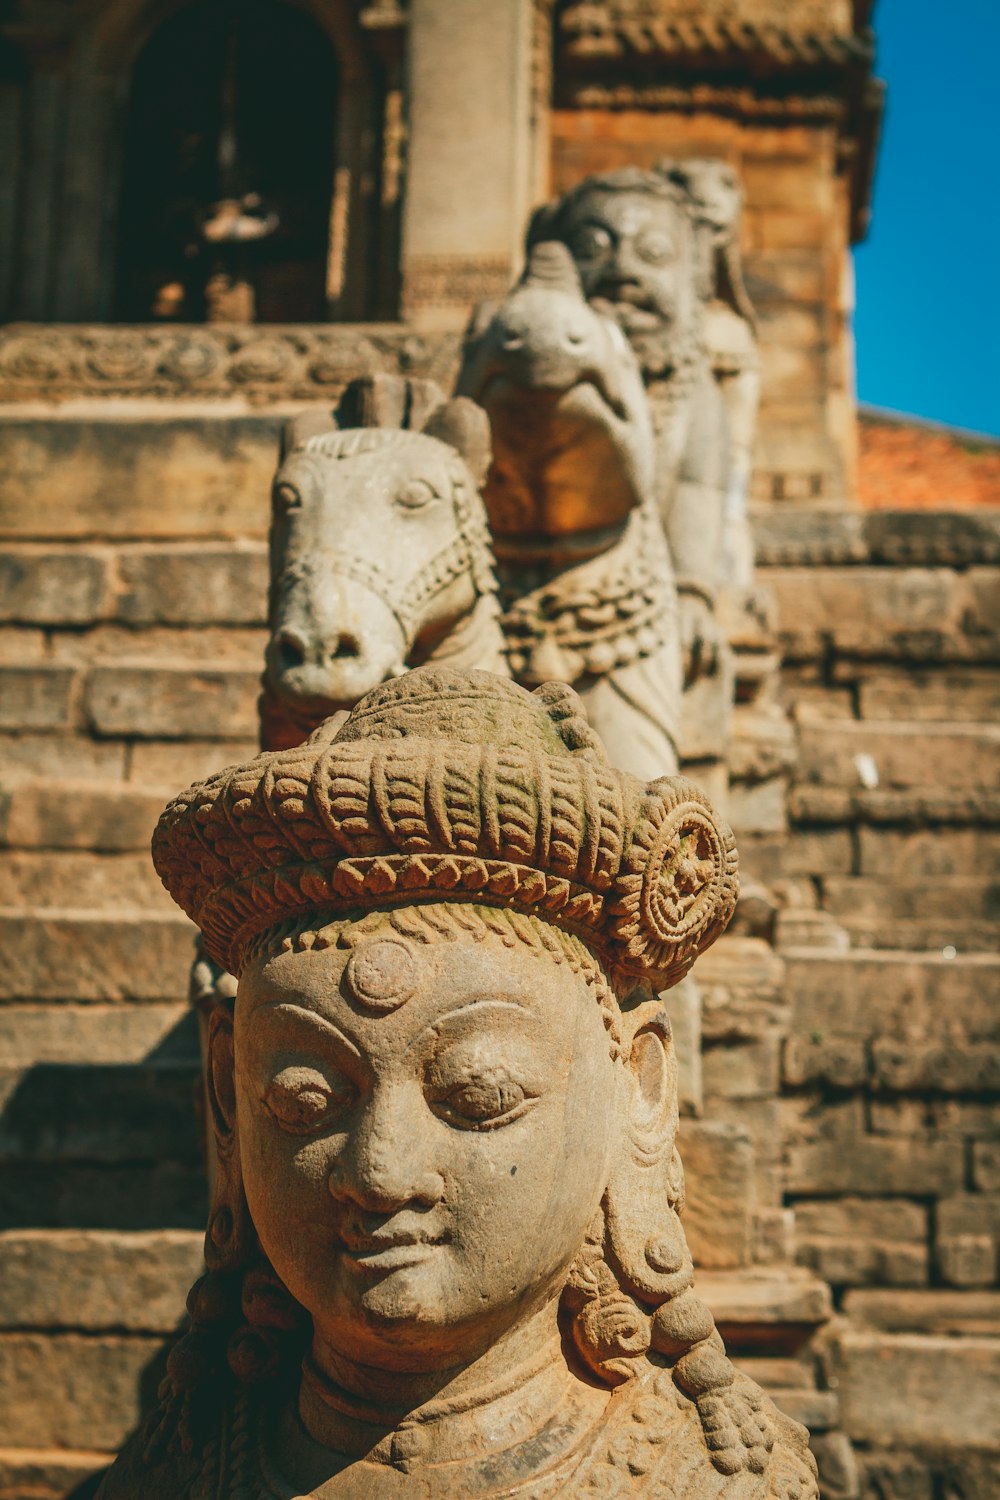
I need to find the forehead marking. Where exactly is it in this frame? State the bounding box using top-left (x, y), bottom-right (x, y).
top-left (345, 938), bottom-right (420, 1014)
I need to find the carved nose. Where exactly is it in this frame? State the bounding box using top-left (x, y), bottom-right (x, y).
top-left (275, 628), bottom-right (361, 670)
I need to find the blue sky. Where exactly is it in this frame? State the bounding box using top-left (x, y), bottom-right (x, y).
top-left (853, 0), bottom-right (999, 436)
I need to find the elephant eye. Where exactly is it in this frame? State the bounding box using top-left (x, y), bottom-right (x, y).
top-left (273, 481), bottom-right (302, 514)
top-left (396, 479), bottom-right (438, 511)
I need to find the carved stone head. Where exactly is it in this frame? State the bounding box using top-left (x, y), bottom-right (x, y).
top-left (126, 670), bottom-right (814, 1496)
top-left (529, 166), bottom-right (712, 378)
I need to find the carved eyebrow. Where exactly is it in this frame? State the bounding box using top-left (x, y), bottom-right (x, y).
top-left (426, 999), bottom-right (542, 1034)
top-left (251, 1002), bottom-right (362, 1059)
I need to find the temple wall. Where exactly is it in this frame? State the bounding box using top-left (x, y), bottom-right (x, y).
top-left (1, 434), bottom-right (997, 1494)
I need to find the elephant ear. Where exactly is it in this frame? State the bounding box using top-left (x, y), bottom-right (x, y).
top-left (335, 373), bottom-right (446, 431)
top-left (422, 397), bottom-right (492, 487)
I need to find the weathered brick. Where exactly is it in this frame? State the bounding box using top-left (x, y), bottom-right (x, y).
top-left (0, 666), bottom-right (77, 731)
top-left (0, 546), bottom-right (111, 625)
top-left (863, 510), bottom-right (1000, 567)
top-left (696, 936), bottom-right (788, 1044)
top-left (973, 1141), bottom-right (1000, 1194)
top-left (115, 542), bottom-right (269, 625)
top-left (0, 414), bottom-right (279, 540)
top-left (785, 950), bottom-right (1000, 1045)
top-left (85, 662), bottom-right (259, 739)
top-left (0, 851), bottom-right (172, 909)
top-left (797, 719), bottom-right (1000, 791)
top-left (871, 1038), bottom-right (1000, 1095)
top-left (823, 874), bottom-right (1000, 953)
top-left (662, 977), bottom-right (701, 1117)
top-left (786, 1132), bottom-right (963, 1198)
top-left (937, 1234), bottom-right (996, 1289)
top-left (0, 1332), bottom-right (166, 1449)
top-left (858, 825), bottom-right (1000, 880)
top-left (703, 1035), bottom-right (781, 1099)
top-left (697, 1267), bottom-right (831, 1341)
top-left (769, 567), bottom-right (966, 660)
top-left (0, 1060), bottom-right (201, 1163)
top-left (826, 1328), bottom-right (1000, 1448)
top-left (0, 910), bottom-right (196, 1001)
top-left (783, 1035), bottom-right (868, 1089)
top-left (727, 775), bottom-right (786, 835)
top-left (0, 1003), bottom-right (194, 1067)
top-left (0, 734), bottom-right (126, 783)
top-left (857, 666), bottom-right (1000, 723)
top-left (51, 623), bottom-right (267, 665)
top-left (129, 737), bottom-right (258, 785)
top-left (681, 1121), bottom-right (755, 1270)
top-left (0, 1230), bottom-right (202, 1332)
top-left (842, 1288), bottom-right (1000, 1337)
top-left (0, 779), bottom-right (170, 851)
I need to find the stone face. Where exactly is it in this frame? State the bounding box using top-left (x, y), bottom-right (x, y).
top-left (92, 668), bottom-right (815, 1500)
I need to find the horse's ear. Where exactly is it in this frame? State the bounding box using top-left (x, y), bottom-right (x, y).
top-left (421, 397), bottom-right (492, 487)
top-left (280, 411), bottom-right (337, 458)
top-left (336, 374), bottom-right (447, 431)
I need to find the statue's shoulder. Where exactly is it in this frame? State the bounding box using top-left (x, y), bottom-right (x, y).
top-left (565, 1367), bottom-right (817, 1500)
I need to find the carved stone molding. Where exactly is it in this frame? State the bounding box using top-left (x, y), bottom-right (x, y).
top-left (0, 324), bottom-right (461, 404)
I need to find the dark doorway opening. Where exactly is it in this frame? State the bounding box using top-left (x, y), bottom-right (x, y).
top-left (115, 0), bottom-right (339, 323)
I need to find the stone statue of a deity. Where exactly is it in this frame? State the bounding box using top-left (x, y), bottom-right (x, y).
top-left (528, 166), bottom-right (735, 682)
top-left (97, 666), bottom-right (816, 1499)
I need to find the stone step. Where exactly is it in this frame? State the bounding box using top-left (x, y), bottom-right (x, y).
top-left (696, 1267), bottom-right (831, 1353)
top-left (0, 1230), bottom-right (202, 1334)
top-left (0, 851), bottom-right (174, 911)
top-left (0, 1330), bottom-right (167, 1451)
top-left (0, 1003), bottom-right (194, 1068)
top-left (0, 1060), bottom-right (202, 1165)
top-left (2, 413), bottom-right (281, 541)
top-left (0, 1445), bottom-right (112, 1500)
top-left (0, 779), bottom-right (175, 852)
top-left (821, 874), bottom-right (998, 953)
top-left (796, 718), bottom-right (1000, 793)
top-left (0, 1162), bottom-right (206, 1233)
top-left (0, 908), bottom-right (197, 1002)
top-left (842, 1288), bottom-right (1000, 1337)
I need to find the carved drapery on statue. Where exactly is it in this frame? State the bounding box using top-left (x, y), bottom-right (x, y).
top-left (97, 667), bottom-right (815, 1500)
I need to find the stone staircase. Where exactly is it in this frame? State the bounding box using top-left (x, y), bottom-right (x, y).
top-left (1, 397), bottom-right (998, 1497)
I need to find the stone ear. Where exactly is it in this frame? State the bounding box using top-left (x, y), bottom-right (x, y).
top-left (604, 1008), bottom-right (694, 1304)
top-left (336, 373), bottom-right (446, 431)
top-left (421, 397), bottom-right (493, 487)
top-left (279, 410), bottom-right (337, 458)
top-left (204, 1006), bottom-right (254, 1272)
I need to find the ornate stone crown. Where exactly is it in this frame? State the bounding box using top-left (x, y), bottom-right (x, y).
top-left (152, 668), bottom-right (738, 986)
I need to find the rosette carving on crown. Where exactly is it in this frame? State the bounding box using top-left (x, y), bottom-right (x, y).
top-left (608, 776), bottom-right (739, 989)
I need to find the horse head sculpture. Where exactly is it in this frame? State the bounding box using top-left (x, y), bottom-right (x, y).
top-left (260, 375), bottom-right (509, 750)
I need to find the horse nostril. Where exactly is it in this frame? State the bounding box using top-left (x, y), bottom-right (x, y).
top-left (332, 633), bottom-right (361, 661)
top-left (276, 631), bottom-right (306, 669)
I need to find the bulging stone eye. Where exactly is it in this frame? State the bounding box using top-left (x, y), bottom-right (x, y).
top-left (571, 224), bottom-right (613, 260)
top-left (273, 480), bottom-right (302, 514)
top-left (264, 1065), bottom-right (352, 1134)
top-left (635, 230), bottom-right (674, 265)
top-left (433, 1076), bottom-right (533, 1130)
top-left (396, 479), bottom-right (437, 510)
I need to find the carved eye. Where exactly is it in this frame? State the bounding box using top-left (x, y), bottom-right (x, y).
top-left (263, 1065), bottom-right (353, 1135)
top-left (635, 230), bottom-right (675, 265)
top-left (396, 479), bottom-right (438, 511)
top-left (273, 481), bottom-right (302, 514)
top-left (431, 1074), bottom-right (535, 1131)
top-left (571, 224), bottom-right (613, 261)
